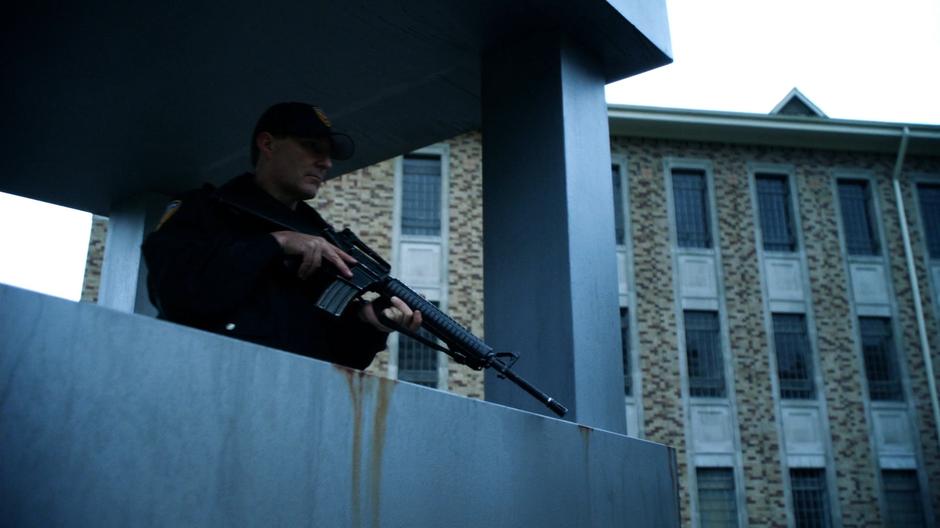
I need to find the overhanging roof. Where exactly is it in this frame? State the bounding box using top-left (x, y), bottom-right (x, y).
top-left (608, 104), bottom-right (940, 156)
top-left (1, 0), bottom-right (671, 216)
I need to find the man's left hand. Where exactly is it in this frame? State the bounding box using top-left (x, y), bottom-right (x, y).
top-left (359, 296), bottom-right (422, 333)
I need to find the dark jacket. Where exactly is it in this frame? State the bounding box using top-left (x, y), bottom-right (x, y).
top-left (142, 172), bottom-right (388, 369)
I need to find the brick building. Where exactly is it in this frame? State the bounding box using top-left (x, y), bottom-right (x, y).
top-left (83, 91), bottom-right (940, 526)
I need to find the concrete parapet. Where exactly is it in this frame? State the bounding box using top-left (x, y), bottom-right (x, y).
top-left (0, 285), bottom-right (679, 527)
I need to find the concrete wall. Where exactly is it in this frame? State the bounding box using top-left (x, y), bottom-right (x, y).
top-left (0, 284), bottom-right (680, 527)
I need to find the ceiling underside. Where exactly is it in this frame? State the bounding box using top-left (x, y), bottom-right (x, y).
top-left (1, 0), bottom-right (671, 215)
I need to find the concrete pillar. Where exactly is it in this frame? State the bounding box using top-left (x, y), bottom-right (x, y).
top-left (481, 33), bottom-right (626, 432)
top-left (98, 194), bottom-right (167, 316)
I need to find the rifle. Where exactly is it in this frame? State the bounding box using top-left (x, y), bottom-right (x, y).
top-left (217, 193), bottom-right (568, 417)
top-left (323, 227), bottom-right (567, 417)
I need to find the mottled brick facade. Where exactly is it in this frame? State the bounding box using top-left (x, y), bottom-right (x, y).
top-left (80, 215), bottom-right (108, 303)
top-left (711, 147), bottom-right (785, 528)
top-left (609, 137), bottom-right (939, 525)
top-left (614, 141), bottom-right (690, 522)
top-left (797, 156), bottom-right (882, 527)
top-left (442, 132), bottom-right (486, 398)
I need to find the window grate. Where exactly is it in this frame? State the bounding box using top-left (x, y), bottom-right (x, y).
top-left (859, 317), bottom-right (903, 401)
top-left (398, 301), bottom-right (440, 388)
top-left (772, 314), bottom-right (815, 399)
top-left (401, 155), bottom-right (442, 236)
top-left (398, 332), bottom-right (439, 387)
top-left (917, 183), bottom-right (940, 259)
top-left (790, 469), bottom-right (831, 528)
top-left (613, 164), bottom-right (626, 245)
top-left (837, 180), bottom-right (880, 256)
top-left (696, 467), bottom-right (739, 527)
top-left (673, 169), bottom-right (712, 248)
top-left (621, 308), bottom-right (631, 396)
top-left (883, 470), bottom-right (926, 527)
top-left (685, 311), bottom-right (726, 398)
top-left (756, 174), bottom-right (796, 252)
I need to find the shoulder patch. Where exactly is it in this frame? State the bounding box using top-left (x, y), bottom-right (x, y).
top-left (155, 200), bottom-right (182, 231)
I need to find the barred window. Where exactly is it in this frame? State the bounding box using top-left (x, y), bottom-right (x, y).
top-left (859, 317), bottom-right (904, 401)
top-left (772, 314), bottom-right (815, 399)
top-left (883, 470), bottom-right (926, 527)
top-left (791, 468), bottom-right (831, 528)
top-left (756, 174), bottom-right (796, 252)
top-left (613, 164), bottom-right (626, 245)
top-left (696, 467), bottom-right (739, 527)
top-left (837, 179), bottom-right (880, 256)
top-left (398, 301), bottom-right (440, 388)
top-left (673, 169), bottom-right (712, 248)
top-left (917, 183), bottom-right (940, 258)
top-left (621, 308), bottom-right (631, 396)
top-left (401, 154), bottom-right (441, 236)
top-left (685, 311), bottom-right (725, 398)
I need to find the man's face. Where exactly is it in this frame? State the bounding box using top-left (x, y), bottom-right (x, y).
top-left (265, 135), bottom-right (333, 202)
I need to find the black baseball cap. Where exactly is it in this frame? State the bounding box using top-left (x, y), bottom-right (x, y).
top-left (252, 102), bottom-right (355, 161)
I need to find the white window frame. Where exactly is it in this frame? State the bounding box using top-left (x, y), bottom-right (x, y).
top-left (664, 157), bottom-right (747, 528)
top-left (748, 163), bottom-right (843, 526)
top-left (390, 143), bottom-right (450, 389)
top-left (832, 169), bottom-right (934, 526)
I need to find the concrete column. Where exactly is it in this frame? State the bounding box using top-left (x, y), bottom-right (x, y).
top-left (481, 33), bottom-right (626, 432)
top-left (98, 193), bottom-right (167, 315)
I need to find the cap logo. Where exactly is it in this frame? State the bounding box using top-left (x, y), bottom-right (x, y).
top-left (313, 106), bottom-right (332, 128)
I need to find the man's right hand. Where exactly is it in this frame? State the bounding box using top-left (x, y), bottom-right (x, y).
top-left (270, 231), bottom-right (356, 279)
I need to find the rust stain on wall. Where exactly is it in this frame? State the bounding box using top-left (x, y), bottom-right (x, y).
top-left (340, 367), bottom-right (365, 528)
top-left (338, 366), bottom-right (397, 528)
top-left (369, 377), bottom-right (395, 528)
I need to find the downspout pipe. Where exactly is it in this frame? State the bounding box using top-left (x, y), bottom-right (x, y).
top-left (891, 126), bottom-right (940, 449)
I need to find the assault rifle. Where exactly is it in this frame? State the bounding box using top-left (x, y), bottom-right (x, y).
top-left (217, 193), bottom-right (568, 417)
top-left (319, 226), bottom-right (567, 418)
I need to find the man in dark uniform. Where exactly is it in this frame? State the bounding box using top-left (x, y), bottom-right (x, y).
top-left (142, 102), bottom-right (421, 369)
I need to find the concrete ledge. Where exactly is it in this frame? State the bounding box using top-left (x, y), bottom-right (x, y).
top-left (0, 285), bottom-right (679, 527)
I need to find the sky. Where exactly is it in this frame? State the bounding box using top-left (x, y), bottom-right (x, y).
top-left (2, 0), bottom-right (939, 301)
top-left (606, 0), bottom-right (940, 124)
top-left (0, 192), bottom-right (92, 300)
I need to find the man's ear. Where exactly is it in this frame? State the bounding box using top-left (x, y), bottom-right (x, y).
top-left (256, 132), bottom-right (276, 160)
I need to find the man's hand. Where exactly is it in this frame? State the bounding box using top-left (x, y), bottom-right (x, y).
top-left (270, 231), bottom-right (356, 279)
top-left (358, 296), bottom-right (423, 333)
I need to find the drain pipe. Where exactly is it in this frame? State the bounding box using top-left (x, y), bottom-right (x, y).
top-left (891, 126), bottom-right (940, 448)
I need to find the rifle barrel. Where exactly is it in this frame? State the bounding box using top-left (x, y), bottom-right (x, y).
top-left (382, 278), bottom-right (567, 418)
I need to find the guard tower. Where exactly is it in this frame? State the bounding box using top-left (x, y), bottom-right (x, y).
top-left (1, 2), bottom-right (679, 525)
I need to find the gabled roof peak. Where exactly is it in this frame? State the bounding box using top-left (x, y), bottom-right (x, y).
top-left (770, 88), bottom-right (828, 118)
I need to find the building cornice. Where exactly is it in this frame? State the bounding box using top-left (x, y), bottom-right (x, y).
top-left (607, 104), bottom-right (940, 156)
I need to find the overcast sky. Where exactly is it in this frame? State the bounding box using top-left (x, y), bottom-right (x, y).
top-left (606, 0), bottom-right (940, 124)
top-left (0, 192), bottom-right (92, 300)
top-left (2, 0), bottom-right (939, 301)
